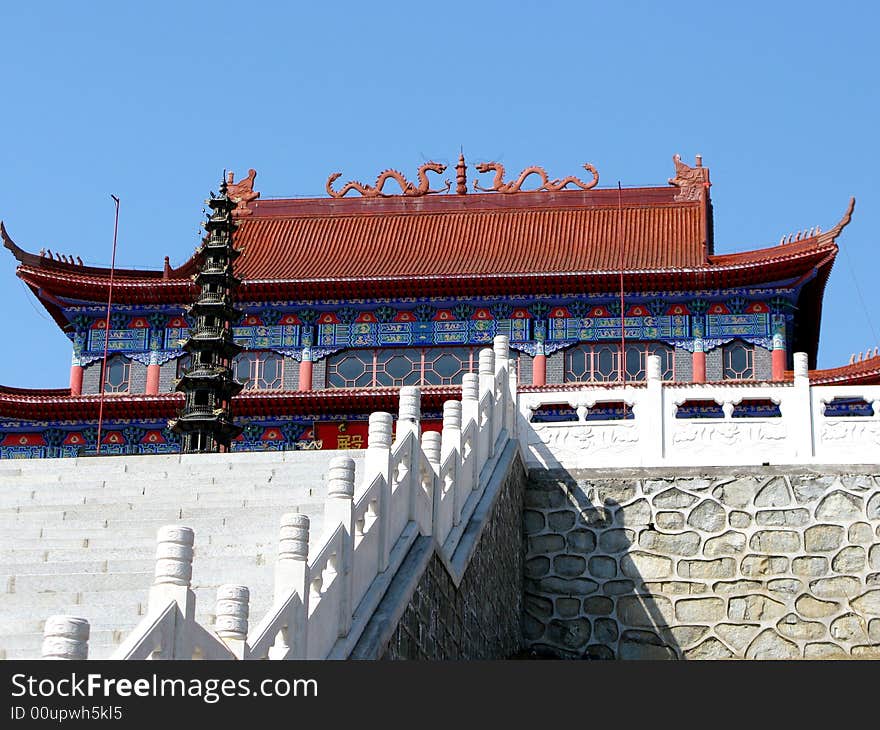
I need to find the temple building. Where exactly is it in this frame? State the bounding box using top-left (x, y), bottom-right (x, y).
top-left (0, 154), bottom-right (869, 457)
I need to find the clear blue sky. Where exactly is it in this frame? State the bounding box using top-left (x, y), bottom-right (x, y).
top-left (1, 1), bottom-right (877, 387)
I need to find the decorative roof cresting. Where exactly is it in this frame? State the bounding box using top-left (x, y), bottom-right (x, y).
top-left (668, 153), bottom-right (711, 201)
top-left (326, 162), bottom-right (450, 198)
top-left (472, 162), bottom-right (599, 193)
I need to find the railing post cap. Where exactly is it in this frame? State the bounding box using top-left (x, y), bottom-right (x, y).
top-left (478, 347), bottom-right (495, 374)
top-left (327, 456), bottom-right (356, 498)
top-left (279, 512), bottom-right (310, 560)
top-left (42, 616), bottom-right (89, 660)
top-left (443, 399), bottom-right (462, 429)
top-left (398, 386), bottom-right (421, 421)
top-left (154, 523), bottom-right (195, 587)
top-left (368, 411), bottom-right (394, 448)
top-left (462, 372), bottom-right (479, 400)
top-left (215, 584), bottom-right (249, 638)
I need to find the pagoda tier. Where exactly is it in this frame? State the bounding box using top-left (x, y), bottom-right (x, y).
top-left (168, 178), bottom-right (243, 453)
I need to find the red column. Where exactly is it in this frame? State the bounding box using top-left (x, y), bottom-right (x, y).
top-left (69, 356), bottom-right (84, 396)
top-left (532, 346), bottom-right (547, 386)
top-left (692, 342), bottom-right (706, 383)
top-left (771, 316), bottom-right (786, 381)
top-left (146, 364), bottom-right (160, 394)
top-left (299, 350), bottom-right (313, 391)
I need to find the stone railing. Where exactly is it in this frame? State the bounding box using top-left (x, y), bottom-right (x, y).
top-left (521, 352), bottom-right (880, 469)
top-left (39, 336), bottom-right (517, 660)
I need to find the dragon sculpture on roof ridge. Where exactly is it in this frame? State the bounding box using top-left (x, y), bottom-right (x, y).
top-left (326, 162), bottom-right (451, 198)
top-left (472, 162), bottom-right (600, 193)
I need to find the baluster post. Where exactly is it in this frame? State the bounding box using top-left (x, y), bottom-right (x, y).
top-left (441, 400), bottom-right (463, 527)
top-left (324, 457), bottom-right (355, 638)
top-left (215, 585), bottom-right (249, 659)
top-left (366, 412), bottom-right (393, 571)
top-left (270, 513), bottom-right (310, 659)
top-left (149, 525), bottom-right (196, 659)
top-left (41, 616), bottom-right (89, 660)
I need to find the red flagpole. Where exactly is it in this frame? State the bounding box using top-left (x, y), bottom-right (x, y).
top-left (618, 182), bottom-right (626, 386)
top-left (96, 195), bottom-right (120, 455)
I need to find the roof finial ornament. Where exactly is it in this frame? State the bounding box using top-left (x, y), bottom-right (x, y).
top-left (325, 162), bottom-right (451, 198)
top-left (668, 153), bottom-right (711, 202)
top-left (472, 162), bottom-right (599, 193)
top-left (455, 152), bottom-right (468, 195)
top-left (226, 168), bottom-right (259, 217)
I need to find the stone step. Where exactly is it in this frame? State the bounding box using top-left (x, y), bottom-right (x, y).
top-left (10, 571), bottom-right (154, 594)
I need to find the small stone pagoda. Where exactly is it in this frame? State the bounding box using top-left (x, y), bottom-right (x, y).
top-left (169, 177), bottom-right (243, 453)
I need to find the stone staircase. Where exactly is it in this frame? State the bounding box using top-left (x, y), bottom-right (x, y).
top-left (0, 450), bottom-right (364, 659)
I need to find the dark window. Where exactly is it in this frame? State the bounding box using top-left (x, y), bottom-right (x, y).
top-left (722, 340), bottom-right (754, 380)
top-left (103, 355), bottom-right (131, 394)
top-left (233, 351), bottom-right (284, 390)
top-left (564, 343), bottom-right (674, 383)
top-left (326, 347), bottom-right (494, 388)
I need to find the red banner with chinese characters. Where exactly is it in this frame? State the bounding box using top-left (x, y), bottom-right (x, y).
top-left (315, 419), bottom-right (443, 450)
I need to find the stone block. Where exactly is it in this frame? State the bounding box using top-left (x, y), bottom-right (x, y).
top-left (642, 479), bottom-right (674, 495)
top-left (713, 579), bottom-right (762, 595)
top-left (655, 511), bottom-right (684, 531)
top-left (565, 529), bottom-right (596, 552)
top-left (745, 629), bottom-right (799, 659)
top-left (592, 618), bottom-right (618, 644)
top-left (601, 579), bottom-right (635, 595)
top-left (790, 475), bottom-right (835, 504)
top-left (715, 623), bottom-right (761, 652)
top-left (583, 644), bottom-right (615, 660)
top-left (712, 478), bottom-right (759, 509)
top-left (616, 499), bottom-right (651, 527)
top-left (675, 597), bottom-right (725, 623)
top-left (832, 546), bottom-right (866, 573)
top-left (553, 555), bottom-right (587, 578)
top-left (755, 509), bottom-right (810, 527)
top-left (687, 499), bottom-right (727, 532)
top-left (870, 544), bottom-right (880, 571)
top-left (850, 589), bottom-right (880, 616)
top-left (867, 493), bottom-right (880, 520)
top-left (728, 594), bottom-right (786, 622)
top-left (849, 522), bottom-right (874, 544)
top-left (594, 481), bottom-right (638, 505)
top-left (729, 511), bottom-right (752, 528)
top-left (587, 556), bottom-right (617, 579)
top-left (677, 557), bottom-right (735, 579)
top-left (749, 530), bottom-right (800, 553)
top-left (617, 594), bottom-right (674, 627)
top-left (597, 528), bottom-right (635, 553)
top-left (545, 618), bottom-right (591, 651)
top-left (815, 490), bottom-right (863, 521)
top-left (668, 625), bottom-right (710, 648)
top-left (804, 642), bottom-right (847, 659)
top-left (524, 594), bottom-right (553, 619)
top-left (804, 524), bottom-right (845, 552)
top-left (642, 581), bottom-right (707, 595)
top-left (639, 530), bottom-right (701, 556)
top-left (620, 551), bottom-right (673, 580)
top-left (684, 637), bottom-right (735, 660)
top-left (555, 597), bottom-right (581, 619)
top-left (809, 576), bottom-right (862, 599)
top-left (851, 645), bottom-right (880, 658)
top-left (529, 534), bottom-right (565, 554)
top-left (525, 557), bottom-right (551, 578)
top-left (766, 578), bottom-right (803, 598)
top-left (795, 593), bottom-right (840, 619)
top-left (618, 630), bottom-right (676, 660)
top-left (776, 613), bottom-right (826, 641)
top-left (754, 477), bottom-right (793, 507)
top-left (524, 510), bottom-right (545, 534)
top-left (537, 577), bottom-right (598, 596)
top-left (547, 510), bottom-right (576, 532)
top-left (830, 613), bottom-right (869, 643)
top-left (583, 596), bottom-right (614, 615)
top-left (704, 530), bottom-right (746, 557)
top-left (580, 507), bottom-right (613, 528)
top-left (870, 619), bottom-right (880, 642)
top-left (652, 488), bottom-right (698, 509)
top-left (791, 556), bottom-right (829, 577)
top-left (523, 613), bottom-right (545, 641)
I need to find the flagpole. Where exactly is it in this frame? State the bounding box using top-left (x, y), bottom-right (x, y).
top-left (96, 194), bottom-right (120, 455)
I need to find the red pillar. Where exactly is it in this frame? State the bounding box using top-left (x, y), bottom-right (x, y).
top-left (146, 364), bottom-right (160, 394)
top-left (771, 316), bottom-right (786, 381)
top-left (692, 344), bottom-right (706, 383)
top-left (299, 351), bottom-right (313, 391)
top-left (532, 350), bottom-right (547, 386)
top-left (69, 356), bottom-right (84, 396)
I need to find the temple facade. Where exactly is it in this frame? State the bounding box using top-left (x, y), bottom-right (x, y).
top-left (0, 154), bottom-right (868, 457)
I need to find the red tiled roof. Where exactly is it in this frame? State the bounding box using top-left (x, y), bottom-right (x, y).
top-left (235, 187), bottom-right (708, 280)
top-left (806, 354), bottom-right (880, 386)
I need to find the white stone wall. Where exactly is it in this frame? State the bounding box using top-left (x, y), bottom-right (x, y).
top-left (524, 467), bottom-right (880, 659)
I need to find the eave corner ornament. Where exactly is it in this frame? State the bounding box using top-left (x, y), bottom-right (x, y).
top-left (226, 169), bottom-right (260, 216)
top-left (668, 154), bottom-right (711, 201)
top-left (326, 162), bottom-right (451, 198)
top-left (472, 162), bottom-right (599, 193)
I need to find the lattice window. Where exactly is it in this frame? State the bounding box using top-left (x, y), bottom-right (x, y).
top-left (564, 343), bottom-right (674, 383)
top-left (233, 351), bottom-right (284, 390)
top-left (722, 340), bottom-right (754, 380)
top-left (326, 347), bottom-right (483, 388)
top-left (102, 355), bottom-right (131, 394)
